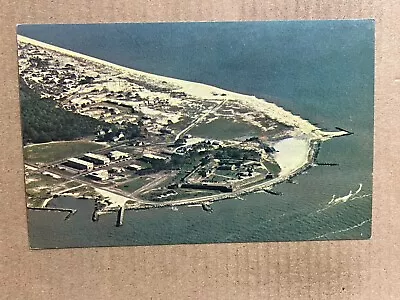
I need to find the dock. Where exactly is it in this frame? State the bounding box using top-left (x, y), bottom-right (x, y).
top-left (116, 205), bottom-right (125, 227)
top-left (264, 189), bottom-right (282, 196)
top-left (316, 162), bottom-right (339, 166)
top-left (28, 207), bottom-right (77, 220)
top-left (335, 127), bottom-right (354, 136)
top-left (201, 202), bottom-right (213, 212)
top-left (92, 210), bottom-right (99, 222)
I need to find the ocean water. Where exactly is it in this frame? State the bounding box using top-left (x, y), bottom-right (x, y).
top-left (18, 20), bottom-right (375, 249)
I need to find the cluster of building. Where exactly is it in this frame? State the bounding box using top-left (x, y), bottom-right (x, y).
top-left (64, 150), bottom-right (131, 181)
top-left (19, 39), bottom-right (236, 152)
top-left (63, 150), bottom-right (175, 183)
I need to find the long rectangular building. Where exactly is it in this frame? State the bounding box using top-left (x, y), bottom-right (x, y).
top-left (65, 158), bottom-right (94, 171)
top-left (142, 153), bottom-right (167, 162)
top-left (83, 153), bottom-right (110, 165)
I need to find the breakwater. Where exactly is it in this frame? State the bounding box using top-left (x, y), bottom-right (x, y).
top-left (28, 207), bottom-right (77, 220)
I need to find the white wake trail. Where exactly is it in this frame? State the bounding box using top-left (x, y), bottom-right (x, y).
top-left (312, 184), bottom-right (369, 215)
top-left (313, 218), bottom-right (371, 240)
top-left (327, 183), bottom-right (363, 206)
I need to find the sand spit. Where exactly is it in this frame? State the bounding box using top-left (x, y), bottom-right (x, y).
top-left (19, 35), bottom-right (353, 210)
top-left (17, 35), bottom-right (347, 141)
top-left (273, 138), bottom-right (311, 176)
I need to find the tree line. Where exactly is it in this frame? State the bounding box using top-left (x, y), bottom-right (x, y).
top-left (20, 79), bottom-right (106, 144)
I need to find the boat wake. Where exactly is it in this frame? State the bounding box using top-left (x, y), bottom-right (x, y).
top-left (327, 183), bottom-right (363, 206)
top-left (312, 218), bottom-right (372, 240)
top-left (312, 183), bottom-right (371, 215)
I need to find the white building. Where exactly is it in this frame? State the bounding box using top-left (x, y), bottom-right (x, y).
top-left (65, 158), bottom-right (94, 171)
top-left (108, 150), bottom-right (130, 161)
top-left (83, 153), bottom-right (111, 165)
top-left (87, 170), bottom-right (109, 181)
top-left (127, 164), bottom-right (143, 171)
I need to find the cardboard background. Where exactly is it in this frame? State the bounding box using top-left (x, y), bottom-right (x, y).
top-left (0, 1), bottom-right (398, 299)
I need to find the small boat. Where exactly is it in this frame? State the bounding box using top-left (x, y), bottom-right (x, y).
top-left (170, 206), bottom-right (179, 211)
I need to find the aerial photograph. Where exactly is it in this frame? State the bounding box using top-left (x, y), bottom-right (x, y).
top-left (17, 20), bottom-right (374, 249)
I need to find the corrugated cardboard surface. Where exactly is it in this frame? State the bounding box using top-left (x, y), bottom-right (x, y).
top-left (0, 1), bottom-right (398, 299)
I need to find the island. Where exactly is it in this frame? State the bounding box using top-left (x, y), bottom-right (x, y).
top-left (18, 35), bottom-right (351, 225)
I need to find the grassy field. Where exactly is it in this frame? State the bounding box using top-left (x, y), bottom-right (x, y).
top-left (118, 176), bottom-right (152, 193)
top-left (189, 118), bottom-right (262, 140)
top-left (24, 140), bottom-right (106, 164)
top-left (25, 174), bottom-right (61, 207)
top-left (263, 160), bottom-right (281, 175)
top-left (25, 174), bottom-right (62, 189)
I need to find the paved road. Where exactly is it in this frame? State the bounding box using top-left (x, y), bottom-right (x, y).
top-left (174, 99), bottom-right (228, 142)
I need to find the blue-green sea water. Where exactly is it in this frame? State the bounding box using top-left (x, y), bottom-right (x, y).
top-left (18, 20), bottom-right (374, 249)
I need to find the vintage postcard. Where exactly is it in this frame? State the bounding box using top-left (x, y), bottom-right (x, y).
top-left (17, 20), bottom-right (374, 249)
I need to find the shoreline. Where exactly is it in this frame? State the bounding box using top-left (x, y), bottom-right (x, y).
top-left (17, 35), bottom-right (348, 140)
top-left (36, 131), bottom-right (323, 214)
top-left (19, 34), bottom-right (350, 213)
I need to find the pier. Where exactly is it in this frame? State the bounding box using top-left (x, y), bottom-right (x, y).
top-left (316, 162), bottom-right (339, 166)
top-left (264, 189), bottom-right (282, 196)
top-left (28, 207), bottom-right (77, 220)
top-left (116, 205), bottom-right (125, 227)
top-left (335, 127), bottom-right (354, 136)
top-left (92, 211), bottom-right (99, 222)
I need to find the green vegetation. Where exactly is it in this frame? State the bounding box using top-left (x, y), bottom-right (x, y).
top-left (20, 79), bottom-right (107, 144)
top-left (25, 174), bottom-right (62, 189)
top-left (25, 173), bottom-right (62, 207)
top-left (98, 123), bottom-right (140, 142)
top-left (137, 152), bottom-right (202, 175)
top-left (263, 161), bottom-right (281, 175)
top-left (214, 146), bottom-right (260, 161)
top-left (170, 153), bottom-right (201, 170)
top-left (118, 177), bottom-right (152, 192)
top-left (26, 189), bottom-right (50, 207)
top-left (189, 118), bottom-right (262, 140)
top-left (214, 169), bottom-right (237, 178)
top-left (73, 185), bottom-right (100, 198)
top-left (207, 175), bottom-right (230, 183)
top-left (62, 181), bottom-right (84, 189)
top-left (24, 140), bottom-right (105, 164)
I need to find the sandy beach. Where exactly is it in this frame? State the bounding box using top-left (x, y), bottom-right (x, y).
top-left (17, 35), bottom-right (346, 141)
top-left (273, 138), bottom-right (310, 176)
top-left (18, 34), bottom-right (350, 209)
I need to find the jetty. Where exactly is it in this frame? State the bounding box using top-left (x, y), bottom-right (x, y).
top-left (335, 127), bottom-right (354, 136)
top-left (28, 207), bottom-right (77, 220)
top-left (263, 189), bottom-right (282, 196)
top-left (116, 205), bottom-right (126, 227)
top-left (316, 162), bottom-right (339, 166)
top-left (202, 202), bottom-right (213, 212)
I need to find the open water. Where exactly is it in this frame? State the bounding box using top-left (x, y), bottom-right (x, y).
top-left (18, 20), bottom-right (374, 249)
